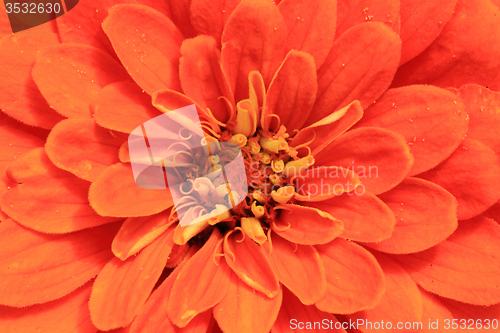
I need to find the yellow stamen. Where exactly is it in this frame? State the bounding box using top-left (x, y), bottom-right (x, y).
top-left (260, 152), bottom-right (272, 164)
top-left (247, 137), bottom-right (261, 154)
top-left (271, 159), bottom-right (284, 173)
top-left (283, 155), bottom-right (315, 179)
top-left (232, 99), bottom-right (257, 137)
top-left (253, 190), bottom-right (266, 204)
top-left (259, 137), bottom-right (288, 153)
top-left (241, 217), bottom-right (267, 244)
top-left (271, 186), bottom-right (295, 204)
top-left (208, 204), bottom-right (232, 225)
top-left (269, 174), bottom-right (282, 185)
top-left (251, 201), bottom-right (265, 218)
top-left (173, 219), bottom-right (210, 245)
top-left (227, 134), bottom-right (248, 148)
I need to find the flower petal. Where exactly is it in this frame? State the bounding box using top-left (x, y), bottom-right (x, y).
top-left (439, 293), bottom-right (500, 323)
top-left (458, 84), bottom-right (500, 156)
top-left (92, 80), bottom-right (163, 133)
top-left (272, 204), bottom-right (344, 245)
top-left (348, 251), bottom-right (423, 332)
top-left (309, 22), bottom-right (401, 125)
top-left (264, 50), bottom-right (317, 133)
top-left (418, 138), bottom-right (500, 220)
top-left (483, 200), bottom-right (500, 224)
top-left (390, 216), bottom-right (500, 306)
top-left (272, 287), bottom-right (346, 333)
top-left (265, 235), bottom-right (327, 305)
top-left (221, 0), bottom-right (287, 101)
top-left (0, 34), bottom-right (64, 128)
top-left (112, 210), bottom-right (174, 260)
top-left (102, 4), bottom-right (184, 95)
top-left (393, 0), bottom-right (500, 89)
top-left (304, 192), bottom-right (396, 243)
top-left (278, 0), bottom-right (337, 68)
top-left (168, 229), bottom-right (232, 327)
top-left (169, 0), bottom-right (197, 38)
top-left (354, 85), bottom-right (468, 175)
top-left (315, 238), bottom-right (385, 314)
top-left (190, 0), bottom-right (241, 47)
top-left (89, 227), bottom-right (175, 330)
top-left (1, 148), bottom-right (120, 233)
top-left (291, 101), bottom-right (363, 156)
top-left (335, 0), bottom-right (400, 38)
top-left (130, 247), bottom-right (208, 333)
top-left (180, 35), bottom-right (234, 123)
top-left (56, 0), bottom-right (171, 54)
top-left (32, 44), bottom-right (130, 119)
top-left (0, 125), bottom-right (44, 208)
top-left (45, 119), bottom-right (126, 182)
top-left (89, 163), bottom-right (174, 217)
top-left (314, 127), bottom-right (414, 194)
top-left (365, 177), bottom-right (458, 254)
top-left (214, 272), bottom-right (282, 333)
top-left (294, 166), bottom-right (361, 201)
top-left (419, 290), bottom-right (453, 332)
top-left (224, 229), bottom-right (280, 298)
top-left (399, 0), bottom-right (458, 64)
top-left (0, 219), bottom-right (119, 307)
top-left (0, 283), bottom-right (95, 333)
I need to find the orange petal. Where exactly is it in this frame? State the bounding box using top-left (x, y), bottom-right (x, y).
top-left (399, 0), bottom-right (457, 64)
top-left (0, 282), bottom-right (95, 333)
top-left (439, 292), bottom-right (500, 323)
top-left (1, 148), bottom-right (120, 233)
top-left (89, 227), bottom-right (175, 330)
top-left (459, 84), bottom-right (500, 156)
top-left (169, 0), bottom-right (197, 38)
top-left (0, 34), bottom-right (64, 129)
top-left (264, 235), bottom-right (326, 305)
top-left (0, 125), bottom-right (44, 206)
top-left (45, 119), bottom-right (127, 182)
top-left (224, 229), bottom-right (280, 298)
top-left (278, 0), bottom-right (337, 68)
top-left (314, 127), bottom-right (414, 195)
top-left (309, 22), bottom-right (401, 125)
top-left (213, 271), bottom-right (282, 333)
top-left (272, 204), bottom-right (344, 245)
top-left (335, 0), bottom-right (400, 38)
top-left (291, 101), bottom-right (363, 156)
top-left (304, 192), bottom-right (396, 243)
top-left (483, 200), bottom-right (500, 224)
top-left (56, 0), bottom-right (171, 54)
top-left (180, 35), bottom-right (234, 123)
top-left (355, 85), bottom-right (468, 175)
top-left (348, 251), bottom-right (423, 332)
top-left (365, 177), bottom-right (458, 254)
top-left (130, 247), bottom-right (209, 333)
top-left (92, 80), bottom-right (163, 133)
top-left (393, 0), bottom-right (500, 89)
top-left (221, 0), bottom-right (287, 101)
top-left (418, 138), bottom-right (500, 220)
top-left (294, 166), bottom-right (361, 201)
top-left (102, 4), bottom-right (184, 95)
top-left (418, 290), bottom-right (453, 333)
top-left (264, 50), bottom-right (317, 133)
top-left (112, 210), bottom-right (174, 260)
top-left (190, 0), bottom-right (241, 47)
top-left (88, 163), bottom-right (174, 217)
top-left (272, 287), bottom-right (346, 333)
top-left (168, 229), bottom-right (232, 327)
top-left (0, 219), bottom-right (119, 307)
top-left (152, 89), bottom-right (220, 132)
top-left (32, 44), bottom-right (130, 119)
top-left (390, 216), bottom-right (500, 306)
top-left (315, 239), bottom-right (385, 314)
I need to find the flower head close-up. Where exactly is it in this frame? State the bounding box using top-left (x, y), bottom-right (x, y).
top-left (1, 0), bottom-right (500, 332)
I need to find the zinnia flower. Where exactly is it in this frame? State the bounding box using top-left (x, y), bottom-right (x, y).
top-left (1, 0), bottom-right (500, 332)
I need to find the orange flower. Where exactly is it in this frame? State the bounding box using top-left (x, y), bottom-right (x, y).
top-left (1, 0), bottom-right (500, 332)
